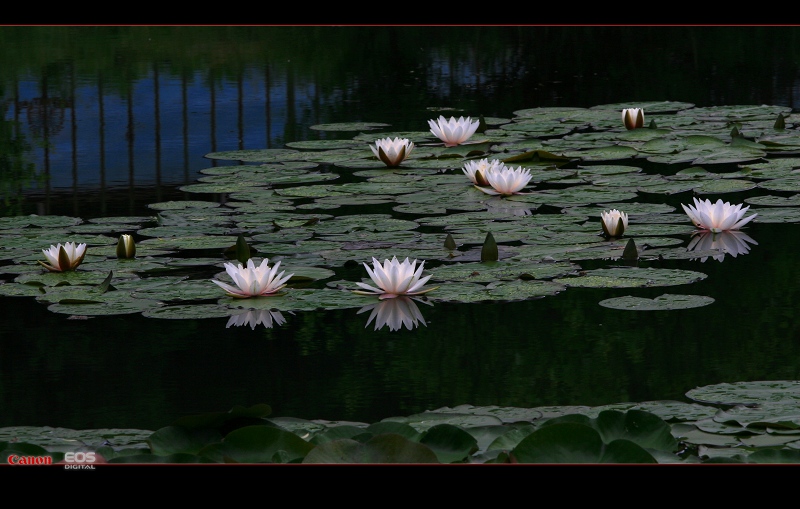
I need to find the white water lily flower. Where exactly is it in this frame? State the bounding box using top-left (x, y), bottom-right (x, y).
top-left (39, 242), bottom-right (87, 272)
top-left (428, 115), bottom-right (480, 147)
top-left (600, 209), bottom-right (628, 238)
top-left (116, 234), bottom-right (136, 259)
top-left (687, 230), bottom-right (758, 263)
top-left (353, 256), bottom-right (438, 300)
top-left (370, 137), bottom-right (414, 167)
top-left (226, 309), bottom-right (287, 329)
top-left (462, 158), bottom-right (504, 186)
top-left (622, 108), bottom-right (645, 130)
top-left (357, 296), bottom-right (431, 331)
top-left (682, 197), bottom-right (757, 233)
top-left (212, 258), bottom-right (293, 298)
top-left (477, 165), bottom-right (532, 196)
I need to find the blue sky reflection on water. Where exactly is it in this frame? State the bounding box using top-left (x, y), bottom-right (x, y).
top-left (9, 66), bottom-right (306, 193)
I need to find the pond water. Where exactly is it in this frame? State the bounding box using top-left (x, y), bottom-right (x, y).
top-left (2, 26), bottom-right (800, 433)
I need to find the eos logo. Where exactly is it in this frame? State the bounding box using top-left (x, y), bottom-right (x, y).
top-left (64, 452), bottom-right (96, 464)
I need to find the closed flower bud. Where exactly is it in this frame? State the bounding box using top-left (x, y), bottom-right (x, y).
top-left (116, 234), bottom-right (136, 259)
top-left (601, 209), bottom-right (628, 238)
top-left (621, 108), bottom-right (645, 130)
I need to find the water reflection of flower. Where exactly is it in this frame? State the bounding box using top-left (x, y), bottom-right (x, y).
top-left (686, 230), bottom-right (758, 262)
top-left (357, 296), bottom-right (431, 331)
top-left (226, 309), bottom-right (287, 329)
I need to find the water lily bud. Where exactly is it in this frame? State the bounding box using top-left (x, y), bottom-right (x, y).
top-left (600, 209), bottom-right (628, 238)
top-left (235, 234), bottom-right (251, 264)
top-left (444, 233), bottom-right (457, 251)
top-left (775, 112), bottom-right (786, 130)
top-left (621, 108), bottom-right (644, 130)
top-left (116, 234), bottom-right (136, 259)
top-left (481, 232), bottom-right (499, 262)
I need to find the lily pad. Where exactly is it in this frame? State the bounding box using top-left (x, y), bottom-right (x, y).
top-left (555, 267), bottom-right (708, 288)
top-left (686, 381), bottom-right (800, 406)
top-left (142, 304), bottom-right (234, 319)
top-left (598, 294), bottom-right (715, 311)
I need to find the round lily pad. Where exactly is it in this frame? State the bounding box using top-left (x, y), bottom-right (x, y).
top-left (686, 381), bottom-right (800, 406)
top-left (598, 294), bottom-right (715, 310)
top-left (142, 304), bottom-right (234, 319)
top-left (555, 267), bottom-right (708, 288)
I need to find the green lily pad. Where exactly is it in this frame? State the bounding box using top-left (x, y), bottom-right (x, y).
top-left (428, 260), bottom-right (578, 283)
top-left (142, 304), bottom-right (234, 319)
top-left (712, 403), bottom-right (800, 430)
top-left (147, 200), bottom-right (221, 211)
top-left (47, 297), bottom-right (164, 316)
top-left (511, 421), bottom-right (657, 463)
top-left (0, 282), bottom-right (46, 297)
top-left (694, 178), bottom-right (757, 194)
top-left (686, 381), bottom-right (800, 406)
top-left (598, 294), bottom-right (715, 310)
top-left (745, 194), bottom-right (800, 207)
top-left (555, 267), bottom-right (708, 288)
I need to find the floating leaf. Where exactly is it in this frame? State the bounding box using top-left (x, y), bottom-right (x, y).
top-left (686, 381), bottom-right (800, 406)
top-left (555, 268), bottom-right (708, 288)
top-left (598, 294), bottom-right (715, 311)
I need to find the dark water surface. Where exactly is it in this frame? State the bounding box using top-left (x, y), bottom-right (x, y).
top-left (2, 26), bottom-right (800, 431)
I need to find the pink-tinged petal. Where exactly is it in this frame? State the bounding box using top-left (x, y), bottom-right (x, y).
top-left (212, 279), bottom-right (246, 297)
top-left (406, 274), bottom-right (433, 294)
top-left (353, 255), bottom-right (435, 298)
top-left (731, 213), bottom-right (757, 230)
top-left (476, 185), bottom-right (501, 195)
top-left (42, 246), bottom-right (60, 268)
top-left (428, 116), bottom-right (479, 146)
top-left (683, 197), bottom-right (756, 232)
top-left (214, 258), bottom-right (292, 298)
top-left (40, 241), bottom-right (87, 272)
